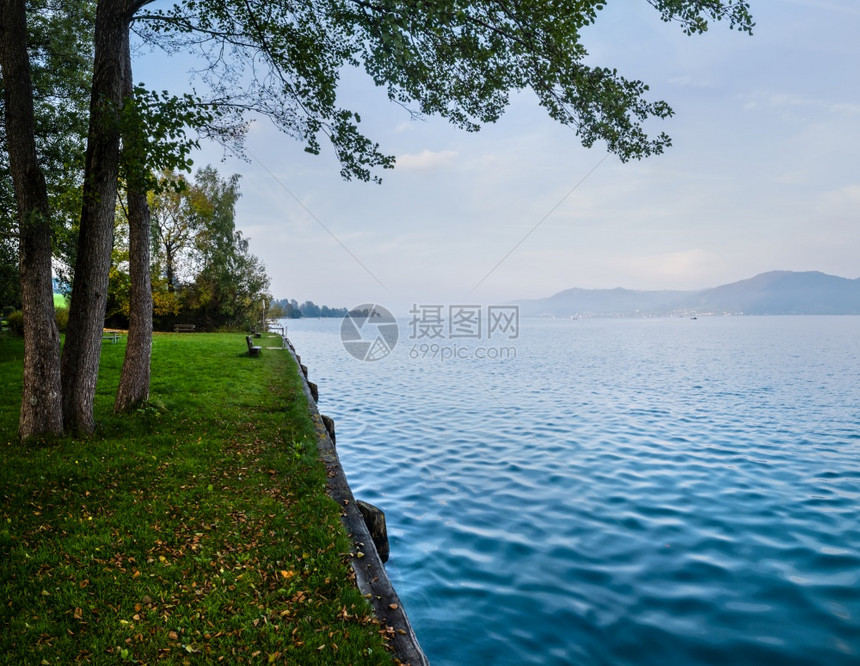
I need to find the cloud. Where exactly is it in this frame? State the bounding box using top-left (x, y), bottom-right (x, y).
top-left (395, 149), bottom-right (458, 171)
top-left (743, 91), bottom-right (860, 117)
top-left (609, 249), bottom-right (725, 290)
top-left (777, 0), bottom-right (860, 17)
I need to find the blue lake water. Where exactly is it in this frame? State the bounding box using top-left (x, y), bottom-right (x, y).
top-left (282, 316), bottom-right (860, 665)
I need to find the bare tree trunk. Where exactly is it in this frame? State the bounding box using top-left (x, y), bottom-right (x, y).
top-left (115, 38), bottom-right (152, 412)
top-left (61, 0), bottom-right (132, 434)
top-left (0, 0), bottom-right (64, 440)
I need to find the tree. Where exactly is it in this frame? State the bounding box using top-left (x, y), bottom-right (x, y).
top-left (4, 0), bottom-right (754, 439)
top-left (178, 167), bottom-right (272, 329)
top-left (106, 199), bottom-right (181, 325)
top-left (0, 0), bottom-right (94, 440)
top-left (113, 164), bottom-right (272, 332)
top-left (61, 1), bottom-right (206, 424)
top-left (114, 39), bottom-right (153, 413)
top-left (58, 1), bottom-right (144, 433)
top-left (149, 172), bottom-right (207, 294)
top-left (0, 0), bottom-right (63, 439)
top-left (1, 0), bottom-right (95, 290)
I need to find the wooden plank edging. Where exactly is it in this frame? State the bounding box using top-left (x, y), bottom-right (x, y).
top-left (284, 338), bottom-right (430, 666)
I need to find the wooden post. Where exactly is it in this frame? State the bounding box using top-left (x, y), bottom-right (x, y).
top-left (321, 414), bottom-right (335, 444)
top-left (357, 500), bottom-right (389, 563)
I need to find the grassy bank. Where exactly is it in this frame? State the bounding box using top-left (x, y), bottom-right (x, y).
top-left (0, 333), bottom-right (392, 664)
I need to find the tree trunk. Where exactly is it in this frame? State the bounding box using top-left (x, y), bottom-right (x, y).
top-left (115, 38), bottom-right (153, 412)
top-left (165, 246), bottom-right (175, 292)
top-left (0, 0), bottom-right (64, 440)
top-left (61, 0), bottom-right (133, 434)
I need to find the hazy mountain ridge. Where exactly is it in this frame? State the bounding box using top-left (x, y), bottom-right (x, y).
top-left (517, 271), bottom-right (860, 317)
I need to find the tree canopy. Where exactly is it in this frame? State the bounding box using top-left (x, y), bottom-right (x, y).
top-left (135, 0), bottom-right (754, 176)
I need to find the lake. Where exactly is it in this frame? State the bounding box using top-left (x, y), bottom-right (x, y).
top-left (282, 315), bottom-right (860, 665)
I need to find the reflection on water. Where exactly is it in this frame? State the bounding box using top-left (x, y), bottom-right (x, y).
top-left (285, 316), bottom-right (860, 665)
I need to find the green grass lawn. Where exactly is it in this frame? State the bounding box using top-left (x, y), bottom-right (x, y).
top-left (0, 333), bottom-right (392, 664)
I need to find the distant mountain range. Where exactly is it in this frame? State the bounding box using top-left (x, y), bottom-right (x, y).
top-left (516, 271), bottom-right (860, 317)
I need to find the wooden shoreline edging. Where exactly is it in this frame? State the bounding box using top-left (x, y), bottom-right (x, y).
top-left (284, 338), bottom-right (430, 666)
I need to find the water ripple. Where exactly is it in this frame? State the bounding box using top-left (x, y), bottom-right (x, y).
top-left (287, 316), bottom-right (860, 665)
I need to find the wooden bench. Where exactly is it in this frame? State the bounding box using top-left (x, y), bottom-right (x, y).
top-left (174, 323), bottom-right (195, 333)
top-left (246, 336), bottom-right (262, 357)
top-left (102, 331), bottom-right (119, 344)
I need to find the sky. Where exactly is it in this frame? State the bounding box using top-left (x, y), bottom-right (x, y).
top-left (134, 1), bottom-right (860, 313)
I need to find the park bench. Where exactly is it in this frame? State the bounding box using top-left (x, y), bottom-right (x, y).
top-left (246, 335), bottom-right (262, 357)
top-left (174, 323), bottom-right (195, 333)
top-left (102, 331), bottom-right (119, 344)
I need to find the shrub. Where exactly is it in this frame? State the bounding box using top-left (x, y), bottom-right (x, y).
top-left (6, 310), bottom-right (23, 336)
top-left (3, 309), bottom-right (69, 335)
top-left (55, 307), bottom-right (69, 332)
